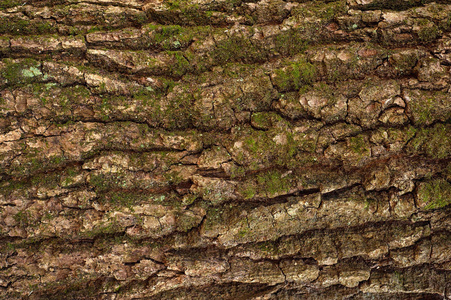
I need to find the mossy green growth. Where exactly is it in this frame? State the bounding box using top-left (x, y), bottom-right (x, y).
top-left (257, 169), bottom-right (293, 198)
top-left (292, 0), bottom-right (346, 22)
top-left (273, 59), bottom-right (316, 92)
top-left (251, 112), bottom-right (277, 130)
top-left (203, 207), bottom-right (224, 233)
top-left (164, 170), bottom-right (184, 185)
top-left (161, 84), bottom-right (198, 129)
top-left (175, 210), bottom-right (202, 232)
top-left (0, 18), bottom-right (55, 35)
top-left (408, 90), bottom-right (451, 126)
top-left (408, 124), bottom-right (451, 159)
top-left (212, 35), bottom-right (267, 65)
top-left (145, 24), bottom-right (208, 51)
top-left (13, 210), bottom-right (30, 227)
top-left (166, 51), bottom-right (191, 77)
top-left (89, 173), bottom-right (128, 192)
top-left (160, 1), bottom-right (229, 26)
top-left (83, 218), bottom-right (122, 238)
top-left (417, 19), bottom-right (439, 43)
top-left (238, 227), bottom-right (250, 237)
top-left (256, 241), bottom-right (279, 256)
top-left (59, 169), bottom-right (80, 188)
top-left (30, 170), bottom-right (62, 189)
top-left (273, 30), bottom-right (308, 57)
top-left (349, 135), bottom-right (370, 155)
top-left (109, 192), bottom-right (141, 209)
top-left (0, 0), bottom-right (23, 9)
top-left (0, 179), bottom-right (30, 197)
top-left (146, 24), bottom-right (181, 39)
top-left (417, 179), bottom-right (451, 210)
top-left (413, 97), bottom-right (434, 125)
top-left (1, 59), bottom-right (42, 87)
top-left (389, 50), bottom-right (419, 75)
top-left (233, 126), bottom-right (299, 169)
top-left (239, 169), bottom-right (295, 199)
top-left (241, 184), bottom-right (256, 200)
top-left (30, 84), bottom-right (91, 119)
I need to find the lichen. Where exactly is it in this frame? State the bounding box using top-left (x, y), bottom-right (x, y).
top-left (1, 59), bottom-right (42, 87)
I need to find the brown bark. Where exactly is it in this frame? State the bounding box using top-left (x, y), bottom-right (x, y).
top-left (0, 0), bottom-right (451, 298)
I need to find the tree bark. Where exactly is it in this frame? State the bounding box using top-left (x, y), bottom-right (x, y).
top-left (1, 0), bottom-right (451, 299)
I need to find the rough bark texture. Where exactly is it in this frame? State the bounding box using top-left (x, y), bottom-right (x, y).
top-left (0, 0), bottom-right (451, 299)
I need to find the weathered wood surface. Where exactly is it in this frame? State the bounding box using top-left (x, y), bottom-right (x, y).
top-left (0, 0), bottom-right (450, 298)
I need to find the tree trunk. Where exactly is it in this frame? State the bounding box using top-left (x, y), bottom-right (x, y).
top-left (1, 0), bottom-right (450, 299)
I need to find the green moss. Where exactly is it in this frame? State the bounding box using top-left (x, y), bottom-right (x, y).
top-left (273, 59), bottom-right (317, 92)
top-left (238, 169), bottom-right (295, 199)
top-left (13, 210), bottom-right (30, 227)
top-left (49, 155), bottom-right (66, 166)
top-left (233, 126), bottom-right (300, 170)
top-left (212, 35), bottom-right (267, 65)
top-left (133, 12), bottom-right (148, 25)
top-left (36, 21), bottom-right (55, 34)
top-left (164, 170), bottom-right (184, 185)
top-left (161, 84), bottom-right (197, 129)
top-left (238, 227), bottom-right (250, 237)
top-left (166, 0), bottom-right (182, 10)
top-left (41, 211), bottom-right (57, 221)
top-left (30, 84), bottom-right (91, 118)
top-left (408, 90), bottom-right (450, 126)
top-left (349, 135), bottom-right (370, 154)
top-left (203, 207), bottom-right (224, 232)
top-left (292, 0), bottom-right (346, 22)
top-left (1, 59), bottom-right (42, 87)
top-left (84, 218), bottom-right (122, 238)
top-left (389, 51), bottom-right (419, 75)
top-left (0, 18), bottom-right (56, 35)
top-left (242, 185), bottom-right (256, 200)
top-left (176, 211), bottom-right (201, 232)
top-left (166, 51), bottom-right (191, 77)
top-left (251, 112), bottom-right (273, 130)
top-left (417, 19), bottom-right (440, 43)
top-left (98, 191), bottom-right (143, 208)
top-left (256, 241), bottom-right (279, 255)
top-left (110, 193), bottom-right (138, 209)
top-left (257, 169), bottom-right (293, 198)
top-left (273, 30), bottom-right (308, 57)
top-left (229, 166), bottom-right (246, 179)
top-left (89, 173), bottom-right (124, 192)
top-left (145, 25), bottom-right (210, 52)
top-left (409, 124), bottom-right (451, 159)
top-left (0, 180), bottom-right (29, 197)
top-left (30, 171), bottom-right (61, 189)
top-left (245, 136), bottom-right (259, 153)
top-left (147, 24), bottom-right (181, 40)
top-left (0, 0), bottom-right (23, 9)
top-left (418, 179), bottom-right (451, 210)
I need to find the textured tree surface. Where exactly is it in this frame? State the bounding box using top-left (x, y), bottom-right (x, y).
top-left (1, 0), bottom-right (451, 299)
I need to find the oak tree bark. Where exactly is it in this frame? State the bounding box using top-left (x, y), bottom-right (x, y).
top-left (1, 0), bottom-right (451, 298)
